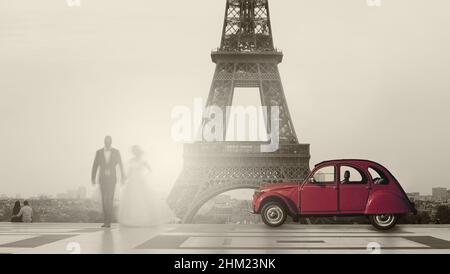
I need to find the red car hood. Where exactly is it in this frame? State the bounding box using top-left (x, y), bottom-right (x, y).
top-left (261, 182), bottom-right (298, 191)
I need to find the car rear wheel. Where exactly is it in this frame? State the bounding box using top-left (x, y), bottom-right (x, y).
top-left (261, 201), bottom-right (287, 227)
top-left (369, 214), bottom-right (398, 230)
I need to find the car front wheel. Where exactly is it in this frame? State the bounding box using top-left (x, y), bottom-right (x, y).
top-left (261, 201), bottom-right (287, 227)
top-left (369, 214), bottom-right (398, 230)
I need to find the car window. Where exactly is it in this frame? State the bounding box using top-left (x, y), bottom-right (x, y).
top-left (368, 167), bottom-right (389, 185)
top-left (340, 166), bottom-right (366, 184)
top-left (311, 166), bottom-right (335, 184)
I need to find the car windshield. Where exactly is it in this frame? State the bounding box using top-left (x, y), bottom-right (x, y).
top-left (312, 166), bottom-right (335, 184)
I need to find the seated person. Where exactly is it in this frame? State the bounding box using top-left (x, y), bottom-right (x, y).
top-left (341, 170), bottom-right (351, 184)
top-left (10, 201), bottom-right (22, 223)
top-left (13, 200), bottom-right (33, 223)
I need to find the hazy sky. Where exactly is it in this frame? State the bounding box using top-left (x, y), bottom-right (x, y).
top-left (0, 0), bottom-right (449, 198)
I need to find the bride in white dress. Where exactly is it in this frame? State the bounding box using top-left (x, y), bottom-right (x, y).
top-left (119, 146), bottom-right (172, 227)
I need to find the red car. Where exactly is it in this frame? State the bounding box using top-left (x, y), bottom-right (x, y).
top-left (252, 160), bottom-right (417, 230)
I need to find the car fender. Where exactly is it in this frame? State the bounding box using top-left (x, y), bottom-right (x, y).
top-left (256, 193), bottom-right (298, 216)
top-left (365, 191), bottom-right (412, 215)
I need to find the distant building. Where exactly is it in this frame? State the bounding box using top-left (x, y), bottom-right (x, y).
top-left (56, 187), bottom-right (88, 200)
top-left (407, 192), bottom-right (420, 202)
top-left (37, 194), bottom-right (51, 200)
top-left (77, 187), bottom-right (87, 199)
top-left (432, 188), bottom-right (447, 202)
top-left (56, 193), bottom-right (68, 199)
top-left (0, 194), bottom-right (7, 200)
top-left (214, 195), bottom-right (232, 205)
top-left (417, 195), bottom-right (433, 202)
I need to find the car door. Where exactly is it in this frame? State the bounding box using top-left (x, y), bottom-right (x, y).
top-left (300, 165), bottom-right (338, 213)
top-left (339, 165), bottom-right (371, 213)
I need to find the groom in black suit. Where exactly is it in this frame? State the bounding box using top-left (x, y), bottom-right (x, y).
top-left (91, 136), bottom-right (125, 228)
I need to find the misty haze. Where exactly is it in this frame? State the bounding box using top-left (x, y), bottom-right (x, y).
top-left (2, 0), bottom-right (450, 257)
top-left (1, 0), bottom-right (449, 199)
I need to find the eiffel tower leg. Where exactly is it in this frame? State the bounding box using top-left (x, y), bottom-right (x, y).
top-left (168, 143), bottom-right (310, 223)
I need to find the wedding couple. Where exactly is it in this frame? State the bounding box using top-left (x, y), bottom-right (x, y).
top-left (91, 136), bottom-right (168, 227)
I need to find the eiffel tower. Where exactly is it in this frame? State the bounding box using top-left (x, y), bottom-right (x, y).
top-left (168, 0), bottom-right (311, 223)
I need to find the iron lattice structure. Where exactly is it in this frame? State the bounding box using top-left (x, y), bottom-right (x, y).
top-left (168, 0), bottom-right (311, 223)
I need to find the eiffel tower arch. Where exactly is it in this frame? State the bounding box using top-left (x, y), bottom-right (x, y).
top-left (168, 0), bottom-right (311, 223)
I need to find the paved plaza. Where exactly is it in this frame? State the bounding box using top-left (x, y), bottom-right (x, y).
top-left (0, 223), bottom-right (450, 254)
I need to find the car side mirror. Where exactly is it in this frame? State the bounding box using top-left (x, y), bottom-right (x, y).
top-left (309, 177), bottom-right (316, 184)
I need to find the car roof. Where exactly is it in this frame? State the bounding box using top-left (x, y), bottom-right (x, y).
top-left (315, 159), bottom-right (385, 168)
